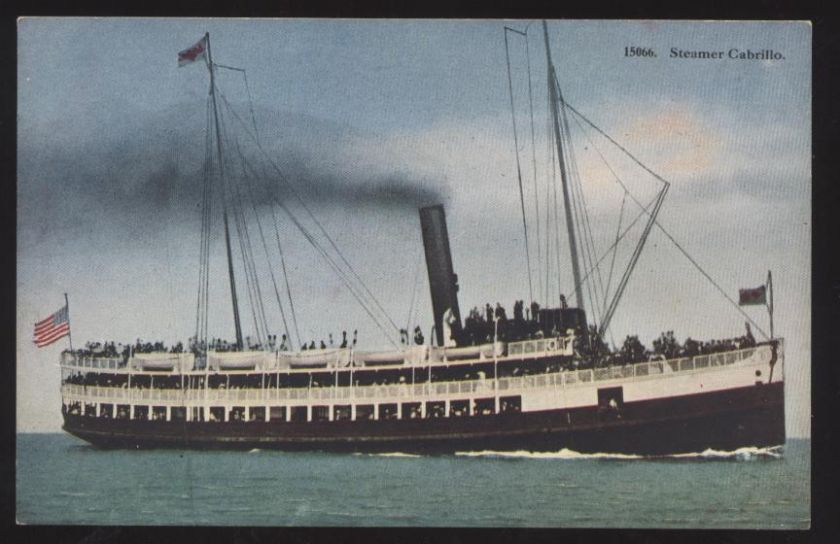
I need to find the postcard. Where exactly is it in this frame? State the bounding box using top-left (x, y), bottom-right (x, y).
top-left (17, 18), bottom-right (810, 528)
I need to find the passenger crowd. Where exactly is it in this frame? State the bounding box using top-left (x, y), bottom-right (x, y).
top-left (600, 323), bottom-right (757, 367)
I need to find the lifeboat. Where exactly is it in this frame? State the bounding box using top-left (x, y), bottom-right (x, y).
top-left (132, 352), bottom-right (194, 371)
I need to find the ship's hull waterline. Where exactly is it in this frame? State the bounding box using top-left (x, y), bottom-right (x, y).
top-left (63, 381), bottom-right (784, 455)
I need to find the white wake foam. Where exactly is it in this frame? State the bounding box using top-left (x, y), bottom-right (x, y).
top-left (455, 448), bottom-right (643, 460)
top-left (668, 445), bottom-right (783, 460)
top-left (454, 445), bottom-right (783, 461)
top-left (355, 452), bottom-right (422, 458)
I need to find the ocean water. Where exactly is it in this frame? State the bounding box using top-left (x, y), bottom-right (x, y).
top-left (16, 433), bottom-right (809, 528)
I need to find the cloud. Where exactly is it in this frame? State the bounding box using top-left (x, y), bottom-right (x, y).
top-left (17, 102), bottom-right (450, 251)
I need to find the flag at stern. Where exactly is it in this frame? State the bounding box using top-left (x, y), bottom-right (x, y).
top-left (33, 304), bottom-right (70, 348)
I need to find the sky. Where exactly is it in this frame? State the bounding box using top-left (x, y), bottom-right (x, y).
top-left (17, 18), bottom-right (810, 436)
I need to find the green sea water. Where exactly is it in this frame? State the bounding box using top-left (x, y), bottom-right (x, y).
top-left (16, 433), bottom-right (809, 528)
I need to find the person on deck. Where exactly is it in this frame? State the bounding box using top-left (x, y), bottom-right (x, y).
top-left (495, 302), bottom-right (507, 322)
top-left (414, 326), bottom-right (424, 345)
top-left (513, 300), bottom-right (524, 322)
top-left (530, 301), bottom-right (540, 322)
top-left (340, 331), bottom-right (348, 349)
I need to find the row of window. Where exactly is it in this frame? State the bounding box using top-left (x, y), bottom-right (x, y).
top-left (62, 397), bottom-right (523, 422)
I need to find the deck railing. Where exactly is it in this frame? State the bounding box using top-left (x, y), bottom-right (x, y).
top-left (60, 335), bottom-right (579, 374)
top-left (61, 345), bottom-right (766, 406)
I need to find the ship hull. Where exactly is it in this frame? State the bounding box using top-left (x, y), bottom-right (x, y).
top-left (62, 381), bottom-right (784, 455)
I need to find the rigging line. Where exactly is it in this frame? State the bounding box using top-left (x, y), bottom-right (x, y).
top-left (202, 111), bottom-right (214, 352)
top-left (203, 96), bottom-right (220, 350)
top-left (551, 106), bottom-right (563, 307)
top-left (223, 103), bottom-right (282, 346)
top-left (217, 101), bottom-right (267, 346)
top-left (227, 149), bottom-right (264, 347)
top-left (241, 127), bottom-right (301, 351)
top-left (568, 193), bottom-right (659, 302)
top-left (274, 198), bottom-right (401, 349)
top-left (213, 63), bottom-right (261, 144)
top-left (232, 136), bottom-right (388, 343)
top-left (604, 190), bottom-right (627, 310)
top-left (567, 124), bottom-right (606, 326)
top-left (568, 109), bottom-right (628, 309)
top-left (405, 246), bottom-right (423, 336)
top-left (563, 106), bottom-right (769, 339)
top-left (564, 102), bottom-right (670, 188)
top-left (556, 79), bottom-right (606, 325)
top-left (569, 126), bottom-right (608, 318)
top-left (523, 29), bottom-right (543, 304)
top-left (226, 118), bottom-right (279, 348)
top-left (567, 156), bottom-right (601, 329)
top-left (235, 153), bottom-right (271, 347)
top-left (268, 200), bottom-right (302, 350)
top-left (216, 90), bottom-right (402, 335)
top-left (202, 97), bottom-right (215, 348)
top-left (233, 138), bottom-right (399, 349)
top-left (560, 116), bottom-right (600, 323)
top-left (209, 78), bottom-right (245, 349)
top-left (600, 185), bottom-right (669, 337)
top-left (647, 217), bottom-right (770, 340)
top-left (504, 27), bottom-right (535, 303)
top-left (219, 104), bottom-right (265, 346)
top-left (215, 90), bottom-right (393, 328)
top-left (545, 84), bottom-right (555, 304)
top-left (569, 107), bottom-right (650, 209)
top-left (242, 70), bottom-right (260, 144)
top-left (195, 96), bottom-right (212, 343)
top-left (230, 129), bottom-right (293, 349)
top-left (195, 97), bottom-right (208, 339)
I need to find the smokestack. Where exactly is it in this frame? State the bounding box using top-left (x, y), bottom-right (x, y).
top-left (419, 205), bottom-right (462, 346)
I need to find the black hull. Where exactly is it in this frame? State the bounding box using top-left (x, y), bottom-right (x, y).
top-left (63, 382), bottom-right (785, 455)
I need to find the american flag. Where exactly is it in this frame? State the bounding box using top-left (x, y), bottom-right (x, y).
top-left (33, 305), bottom-right (70, 348)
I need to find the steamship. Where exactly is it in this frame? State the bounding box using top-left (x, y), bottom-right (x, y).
top-left (59, 23), bottom-right (785, 454)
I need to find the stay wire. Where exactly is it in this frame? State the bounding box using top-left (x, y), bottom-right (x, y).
top-left (228, 121), bottom-right (293, 350)
top-left (523, 28), bottom-right (543, 305)
top-left (504, 27), bottom-right (535, 303)
top-left (231, 134), bottom-right (399, 349)
top-left (221, 97), bottom-right (290, 346)
top-left (268, 202), bottom-right (302, 349)
top-left (217, 90), bottom-right (402, 336)
top-left (216, 95), bottom-right (267, 346)
top-left (567, 113), bottom-right (606, 326)
top-left (565, 103), bottom-right (769, 340)
top-left (568, 110), bottom-right (628, 310)
top-left (554, 73), bottom-right (605, 328)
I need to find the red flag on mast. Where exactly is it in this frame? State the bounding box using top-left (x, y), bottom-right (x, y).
top-left (178, 36), bottom-right (207, 67)
top-left (738, 285), bottom-right (767, 306)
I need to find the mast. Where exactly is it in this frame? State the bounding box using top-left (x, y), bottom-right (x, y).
top-left (64, 292), bottom-right (74, 351)
top-left (542, 20), bottom-right (585, 313)
top-left (205, 32), bottom-right (244, 350)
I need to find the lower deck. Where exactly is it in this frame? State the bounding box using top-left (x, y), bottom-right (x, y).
top-left (63, 381), bottom-right (785, 455)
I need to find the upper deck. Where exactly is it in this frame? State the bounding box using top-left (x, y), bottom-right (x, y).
top-left (60, 336), bottom-right (574, 376)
